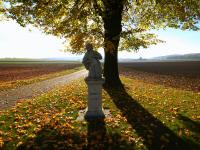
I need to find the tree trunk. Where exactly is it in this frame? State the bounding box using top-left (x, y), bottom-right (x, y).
top-left (104, 42), bottom-right (122, 87)
top-left (102, 1), bottom-right (123, 87)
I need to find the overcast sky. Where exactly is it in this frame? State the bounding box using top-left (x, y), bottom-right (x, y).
top-left (0, 20), bottom-right (200, 59)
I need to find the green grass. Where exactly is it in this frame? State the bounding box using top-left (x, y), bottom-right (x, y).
top-left (0, 76), bottom-right (199, 149)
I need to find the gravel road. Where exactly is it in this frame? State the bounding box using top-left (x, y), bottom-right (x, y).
top-left (0, 69), bottom-right (87, 110)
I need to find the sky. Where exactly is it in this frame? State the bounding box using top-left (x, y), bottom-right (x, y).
top-left (0, 20), bottom-right (200, 59)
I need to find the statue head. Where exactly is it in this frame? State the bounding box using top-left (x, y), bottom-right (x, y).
top-left (85, 43), bottom-right (93, 51)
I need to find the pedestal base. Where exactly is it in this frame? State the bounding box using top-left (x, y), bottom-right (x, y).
top-left (76, 109), bottom-right (111, 121)
top-left (84, 78), bottom-right (105, 120)
top-left (84, 108), bottom-right (105, 120)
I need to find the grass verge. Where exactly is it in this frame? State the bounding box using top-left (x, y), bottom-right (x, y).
top-left (0, 76), bottom-right (199, 149)
top-left (0, 66), bottom-right (84, 91)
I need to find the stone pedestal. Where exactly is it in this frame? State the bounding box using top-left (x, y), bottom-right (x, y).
top-left (84, 78), bottom-right (105, 119)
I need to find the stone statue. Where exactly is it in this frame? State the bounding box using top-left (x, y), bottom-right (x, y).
top-left (82, 43), bottom-right (103, 79)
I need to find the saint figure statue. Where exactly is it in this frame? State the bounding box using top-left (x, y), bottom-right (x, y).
top-left (82, 43), bottom-right (103, 79)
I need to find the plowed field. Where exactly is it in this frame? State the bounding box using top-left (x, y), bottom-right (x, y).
top-left (0, 62), bottom-right (82, 82)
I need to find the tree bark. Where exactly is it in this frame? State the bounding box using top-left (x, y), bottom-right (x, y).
top-left (104, 45), bottom-right (121, 87)
top-left (102, 0), bottom-right (124, 87)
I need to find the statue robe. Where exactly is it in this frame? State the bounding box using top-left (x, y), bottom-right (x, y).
top-left (82, 50), bottom-right (102, 79)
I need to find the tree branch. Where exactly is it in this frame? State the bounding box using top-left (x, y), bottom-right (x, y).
top-left (92, 0), bottom-right (103, 16)
top-left (121, 28), bottom-right (146, 37)
top-left (62, 0), bottom-right (87, 22)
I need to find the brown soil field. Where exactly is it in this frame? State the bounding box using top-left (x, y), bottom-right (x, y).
top-left (119, 61), bottom-right (200, 92)
top-left (0, 63), bottom-right (82, 82)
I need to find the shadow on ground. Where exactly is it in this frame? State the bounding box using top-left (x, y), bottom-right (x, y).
top-left (86, 119), bottom-right (134, 150)
top-left (6, 86), bottom-right (199, 150)
top-left (16, 119), bottom-right (134, 150)
top-left (178, 114), bottom-right (200, 134)
top-left (104, 86), bottom-right (200, 150)
top-left (177, 114), bottom-right (200, 145)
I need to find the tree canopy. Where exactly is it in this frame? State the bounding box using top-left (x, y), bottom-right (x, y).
top-left (2, 0), bottom-right (200, 53)
top-left (1, 0), bottom-right (200, 86)
top-left (0, 0), bottom-right (5, 20)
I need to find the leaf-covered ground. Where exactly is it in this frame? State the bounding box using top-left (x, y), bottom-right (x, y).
top-left (0, 76), bottom-right (199, 150)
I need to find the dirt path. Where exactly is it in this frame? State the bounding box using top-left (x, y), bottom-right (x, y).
top-left (0, 70), bottom-right (87, 110)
